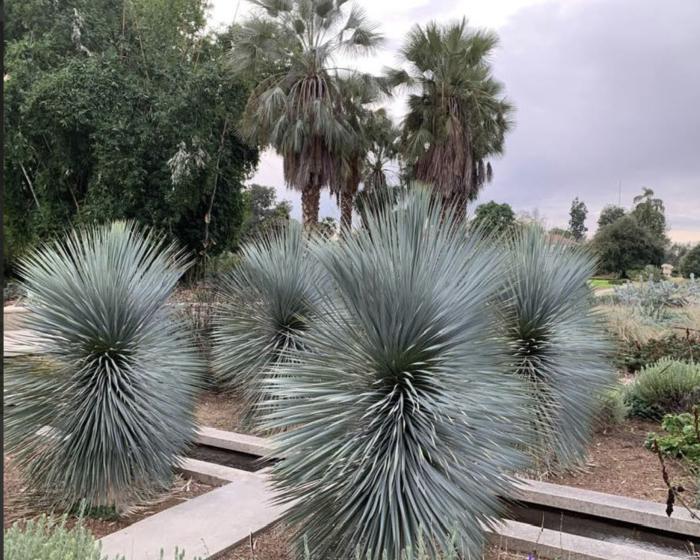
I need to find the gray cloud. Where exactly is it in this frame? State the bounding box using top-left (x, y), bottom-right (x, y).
top-left (480, 0), bottom-right (700, 240)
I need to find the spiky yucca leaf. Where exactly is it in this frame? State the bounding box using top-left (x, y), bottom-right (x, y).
top-left (501, 226), bottom-right (614, 468)
top-left (212, 222), bottom-right (325, 419)
top-left (4, 222), bottom-right (203, 510)
top-left (263, 190), bottom-right (529, 559)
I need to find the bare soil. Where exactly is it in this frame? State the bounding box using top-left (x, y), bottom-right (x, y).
top-left (3, 455), bottom-right (220, 538)
top-left (546, 419), bottom-right (697, 503)
top-left (218, 523), bottom-right (546, 560)
top-left (195, 390), bottom-right (253, 434)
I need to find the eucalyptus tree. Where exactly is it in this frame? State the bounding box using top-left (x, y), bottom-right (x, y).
top-left (4, 222), bottom-right (203, 510)
top-left (632, 187), bottom-right (666, 240)
top-left (231, 0), bottom-right (383, 228)
top-left (388, 18), bottom-right (513, 217)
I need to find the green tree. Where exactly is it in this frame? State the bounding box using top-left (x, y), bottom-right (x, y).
top-left (632, 187), bottom-right (666, 240)
top-left (4, 0), bottom-right (258, 271)
top-left (680, 244), bottom-right (700, 278)
top-left (597, 205), bottom-right (626, 228)
top-left (472, 201), bottom-right (515, 237)
top-left (568, 197), bottom-right (588, 241)
top-left (231, 0), bottom-right (382, 229)
top-left (239, 184), bottom-right (291, 242)
top-left (665, 242), bottom-right (691, 268)
top-left (389, 19), bottom-right (513, 217)
top-left (549, 227), bottom-right (573, 240)
top-left (592, 215), bottom-right (665, 276)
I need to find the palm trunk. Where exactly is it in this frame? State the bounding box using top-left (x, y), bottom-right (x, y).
top-left (301, 182), bottom-right (320, 229)
top-left (340, 189), bottom-right (353, 232)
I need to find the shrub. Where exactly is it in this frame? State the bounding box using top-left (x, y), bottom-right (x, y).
top-left (615, 333), bottom-right (700, 372)
top-left (680, 244), bottom-right (700, 278)
top-left (500, 226), bottom-right (614, 466)
top-left (4, 222), bottom-right (204, 510)
top-left (592, 386), bottom-right (629, 431)
top-left (626, 359), bottom-right (700, 419)
top-left (4, 514), bottom-right (202, 560)
top-left (256, 190), bottom-right (610, 559)
top-left (263, 191), bottom-right (530, 559)
top-left (212, 221), bottom-right (326, 419)
top-left (644, 410), bottom-right (700, 465)
top-left (614, 278), bottom-right (698, 321)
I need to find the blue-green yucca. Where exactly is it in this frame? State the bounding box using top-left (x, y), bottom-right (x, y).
top-left (4, 222), bottom-right (203, 509)
top-left (501, 226), bottom-right (614, 467)
top-left (212, 221), bottom-right (325, 419)
top-left (263, 191), bottom-right (530, 559)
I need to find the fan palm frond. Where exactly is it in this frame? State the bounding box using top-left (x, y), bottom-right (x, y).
top-left (4, 222), bottom-right (203, 510)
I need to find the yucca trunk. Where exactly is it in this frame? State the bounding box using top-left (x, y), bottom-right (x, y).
top-left (301, 181), bottom-right (321, 229)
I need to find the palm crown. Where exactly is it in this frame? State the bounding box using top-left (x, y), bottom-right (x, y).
top-left (389, 19), bottom-right (513, 215)
top-left (232, 0), bottom-right (383, 228)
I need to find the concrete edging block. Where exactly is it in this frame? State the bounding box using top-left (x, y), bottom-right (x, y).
top-left (515, 477), bottom-right (700, 538)
top-left (196, 426), bottom-right (279, 458)
top-left (488, 519), bottom-right (677, 560)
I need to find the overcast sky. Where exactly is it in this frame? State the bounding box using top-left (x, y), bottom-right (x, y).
top-left (210, 0), bottom-right (700, 242)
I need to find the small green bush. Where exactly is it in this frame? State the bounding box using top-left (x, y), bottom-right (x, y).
top-left (615, 333), bottom-right (700, 372)
top-left (644, 410), bottom-right (700, 465)
top-left (3, 515), bottom-right (202, 560)
top-left (592, 386), bottom-right (629, 430)
top-left (626, 359), bottom-right (700, 419)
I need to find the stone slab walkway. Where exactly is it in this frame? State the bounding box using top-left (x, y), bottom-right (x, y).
top-left (99, 475), bottom-right (288, 560)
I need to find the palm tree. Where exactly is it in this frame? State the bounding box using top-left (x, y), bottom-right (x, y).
top-left (231, 0), bottom-right (383, 228)
top-left (388, 19), bottom-right (513, 217)
top-left (331, 75), bottom-right (385, 231)
top-left (632, 187), bottom-right (666, 238)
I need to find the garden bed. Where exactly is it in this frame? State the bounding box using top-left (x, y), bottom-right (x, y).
top-left (196, 390), bottom-right (253, 435)
top-left (2, 455), bottom-right (222, 539)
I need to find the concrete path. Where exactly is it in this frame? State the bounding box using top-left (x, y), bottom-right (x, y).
top-left (99, 474), bottom-right (288, 560)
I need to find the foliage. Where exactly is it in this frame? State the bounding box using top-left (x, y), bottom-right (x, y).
top-left (645, 410), bottom-right (700, 465)
top-left (472, 201), bottom-right (516, 237)
top-left (239, 184), bottom-right (291, 243)
top-left (4, 514), bottom-right (103, 560)
top-left (263, 190), bottom-right (530, 559)
top-left (666, 242), bottom-right (692, 269)
top-left (362, 109), bottom-right (401, 192)
top-left (592, 215), bottom-right (665, 276)
top-left (391, 19), bottom-right (513, 215)
top-left (592, 386), bottom-right (629, 431)
top-left (548, 227), bottom-right (573, 240)
top-left (300, 533), bottom-right (461, 560)
top-left (632, 187), bottom-right (667, 241)
top-left (615, 333), bottom-right (700, 373)
top-left (212, 222), bottom-right (326, 419)
top-left (626, 359), bottom-right (700, 420)
top-left (614, 277), bottom-right (699, 320)
top-left (231, 0), bottom-right (382, 227)
top-left (568, 197), bottom-right (588, 242)
top-left (4, 0), bottom-right (258, 273)
top-left (597, 205), bottom-right (626, 229)
top-left (4, 222), bottom-right (203, 509)
top-left (680, 244), bottom-right (700, 278)
top-left (4, 514), bottom-right (203, 560)
top-left (500, 226), bottom-right (614, 466)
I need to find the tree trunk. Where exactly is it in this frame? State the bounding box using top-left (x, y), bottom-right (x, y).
top-left (301, 182), bottom-right (320, 229)
top-left (340, 189), bottom-right (353, 232)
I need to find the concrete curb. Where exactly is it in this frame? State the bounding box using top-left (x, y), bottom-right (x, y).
top-left (196, 426), bottom-right (278, 458)
top-left (176, 457), bottom-right (263, 486)
top-left (488, 519), bottom-right (679, 560)
top-left (515, 477), bottom-right (700, 538)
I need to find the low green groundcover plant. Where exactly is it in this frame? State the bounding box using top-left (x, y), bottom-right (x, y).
top-left (626, 359), bottom-right (700, 419)
top-left (4, 514), bottom-right (200, 560)
top-left (592, 386), bottom-right (629, 431)
top-left (4, 222), bottom-right (204, 510)
top-left (645, 410), bottom-right (700, 465)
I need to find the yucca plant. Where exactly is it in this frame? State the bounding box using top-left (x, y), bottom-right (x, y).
top-left (212, 221), bottom-right (326, 422)
top-left (4, 222), bottom-right (203, 510)
top-left (499, 226), bottom-right (614, 468)
top-left (262, 190), bottom-right (530, 559)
